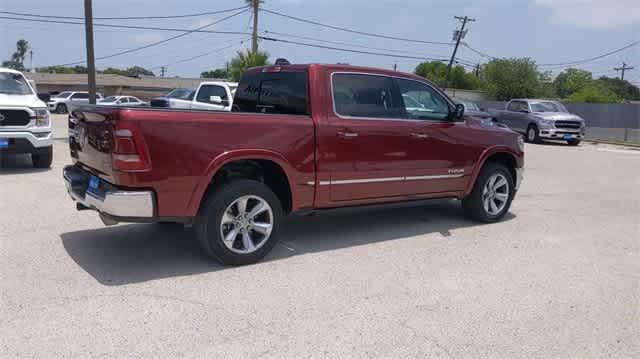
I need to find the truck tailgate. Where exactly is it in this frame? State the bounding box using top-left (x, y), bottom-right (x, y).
top-left (68, 106), bottom-right (116, 180)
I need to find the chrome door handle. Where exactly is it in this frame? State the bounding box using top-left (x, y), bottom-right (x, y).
top-left (337, 131), bottom-right (359, 138)
top-left (410, 132), bottom-right (429, 139)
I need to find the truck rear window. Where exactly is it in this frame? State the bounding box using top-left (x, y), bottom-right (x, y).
top-left (233, 71), bottom-right (308, 116)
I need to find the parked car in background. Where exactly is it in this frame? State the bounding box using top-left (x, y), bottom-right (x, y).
top-left (150, 82), bottom-right (237, 111)
top-left (64, 63), bottom-right (524, 265)
top-left (0, 67), bottom-right (53, 168)
top-left (47, 91), bottom-right (103, 114)
top-left (98, 96), bottom-right (148, 107)
top-left (492, 99), bottom-right (586, 145)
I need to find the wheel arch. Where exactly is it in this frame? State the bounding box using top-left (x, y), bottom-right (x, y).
top-left (187, 149), bottom-right (296, 216)
top-left (465, 147), bottom-right (520, 196)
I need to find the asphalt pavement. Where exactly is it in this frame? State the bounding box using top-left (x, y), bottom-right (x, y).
top-left (1, 115), bottom-right (639, 358)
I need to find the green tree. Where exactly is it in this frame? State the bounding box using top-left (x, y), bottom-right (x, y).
top-left (595, 77), bottom-right (640, 100)
top-left (482, 58), bottom-right (541, 100)
top-left (1, 61), bottom-right (25, 71)
top-left (414, 61), bottom-right (480, 90)
top-left (101, 66), bottom-right (155, 77)
top-left (201, 68), bottom-right (228, 79)
top-left (37, 65), bottom-right (88, 74)
top-left (566, 83), bottom-right (620, 103)
top-left (229, 50), bottom-right (269, 81)
top-left (553, 68), bottom-right (593, 98)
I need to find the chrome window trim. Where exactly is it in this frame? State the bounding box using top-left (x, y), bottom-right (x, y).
top-left (330, 71), bottom-right (454, 123)
top-left (305, 173), bottom-right (464, 186)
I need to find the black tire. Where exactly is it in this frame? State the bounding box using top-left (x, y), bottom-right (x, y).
top-left (56, 103), bottom-right (67, 114)
top-left (567, 139), bottom-right (581, 146)
top-left (195, 179), bottom-right (283, 265)
top-left (526, 124), bottom-right (540, 143)
top-left (32, 146), bottom-right (53, 168)
top-left (462, 162), bottom-right (515, 223)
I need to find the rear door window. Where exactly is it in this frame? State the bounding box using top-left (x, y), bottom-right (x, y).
top-left (233, 71), bottom-right (308, 115)
top-left (332, 73), bottom-right (402, 118)
top-left (72, 93), bottom-right (89, 99)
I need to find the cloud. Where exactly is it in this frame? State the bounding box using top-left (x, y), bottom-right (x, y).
top-left (128, 33), bottom-right (164, 45)
top-left (534, 0), bottom-right (640, 29)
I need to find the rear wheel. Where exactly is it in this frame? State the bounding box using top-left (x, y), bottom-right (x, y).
top-left (32, 146), bottom-right (53, 168)
top-left (567, 139), bottom-right (581, 146)
top-left (462, 162), bottom-right (514, 223)
top-left (526, 124), bottom-right (540, 143)
top-left (195, 180), bottom-right (283, 265)
top-left (56, 103), bottom-right (67, 114)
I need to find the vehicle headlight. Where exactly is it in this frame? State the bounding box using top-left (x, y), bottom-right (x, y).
top-left (517, 135), bottom-right (525, 152)
top-left (34, 108), bottom-right (51, 127)
top-left (538, 119), bottom-right (554, 127)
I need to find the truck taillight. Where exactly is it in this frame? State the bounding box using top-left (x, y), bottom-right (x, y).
top-left (112, 125), bottom-right (151, 172)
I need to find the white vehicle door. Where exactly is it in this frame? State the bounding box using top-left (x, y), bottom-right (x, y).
top-left (70, 92), bottom-right (90, 104)
top-left (190, 84), bottom-right (231, 111)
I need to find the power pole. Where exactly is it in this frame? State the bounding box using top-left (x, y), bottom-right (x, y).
top-left (84, 0), bottom-right (97, 104)
top-left (251, 0), bottom-right (259, 52)
top-left (160, 66), bottom-right (167, 77)
top-left (29, 50), bottom-right (33, 72)
top-left (446, 15), bottom-right (475, 88)
top-left (614, 62), bottom-right (634, 81)
top-left (474, 63), bottom-right (480, 77)
top-left (393, 63), bottom-right (397, 71)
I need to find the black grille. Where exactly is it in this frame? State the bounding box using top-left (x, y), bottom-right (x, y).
top-left (555, 121), bottom-right (581, 129)
top-left (0, 109), bottom-right (31, 126)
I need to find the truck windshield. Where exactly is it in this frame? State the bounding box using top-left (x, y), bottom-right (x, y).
top-left (0, 72), bottom-right (33, 95)
top-left (530, 101), bottom-right (567, 113)
top-left (54, 92), bottom-right (72, 98)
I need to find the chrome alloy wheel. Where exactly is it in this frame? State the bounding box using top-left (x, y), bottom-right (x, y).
top-left (482, 173), bottom-right (509, 216)
top-left (219, 195), bottom-right (274, 254)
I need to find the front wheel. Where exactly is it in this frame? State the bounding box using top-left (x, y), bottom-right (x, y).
top-left (56, 103), bottom-right (67, 114)
top-left (32, 147), bottom-right (53, 168)
top-left (195, 180), bottom-right (283, 265)
top-left (462, 162), bottom-right (514, 223)
top-left (526, 125), bottom-right (540, 143)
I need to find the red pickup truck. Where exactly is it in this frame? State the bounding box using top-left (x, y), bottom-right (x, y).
top-left (64, 63), bottom-right (524, 265)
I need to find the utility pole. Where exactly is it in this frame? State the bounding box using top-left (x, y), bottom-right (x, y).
top-left (251, 0), bottom-right (259, 52)
top-left (393, 63), bottom-right (397, 71)
top-left (160, 66), bottom-right (167, 77)
top-left (29, 50), bottom-right (33, 72)
top-left (84, 0), bottom-right (97, 104)
top-left (446, 15), bottom-right (475, 88)
top-left (474, 63), bottom-right (480, 77)
top-left (614, 62), bottom-right (634, 81)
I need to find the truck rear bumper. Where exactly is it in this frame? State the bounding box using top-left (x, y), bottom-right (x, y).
top-left (63, 165), bottom-right (155, 219)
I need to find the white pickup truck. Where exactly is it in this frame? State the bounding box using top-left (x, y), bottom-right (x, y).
top-left (0, 67), bottom-right (53, 168)
top-left (150, 81), bottom-right (237, 111)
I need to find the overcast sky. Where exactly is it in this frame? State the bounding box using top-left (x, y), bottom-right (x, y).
top-left (1, 0), bottom-right (638, 83)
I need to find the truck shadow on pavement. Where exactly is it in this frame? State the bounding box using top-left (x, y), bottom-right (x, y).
top-left (60, 199), bottom-right (515, 286)
top-left (0, 154), bottom-right (50, 175)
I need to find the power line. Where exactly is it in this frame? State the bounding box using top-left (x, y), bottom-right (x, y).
top-left (0, 6), bottom-right (249, 20)
top-left (48, 8), bottom-right (249, 67)
top-left (259, 36), bottom-right (449, 62)
top-left (260, 8), bottom-right (453, 46)
top-left (539, 40), bottom-right (640, 67)
top-left (462, 43), bottom-right (496, 60)
top-left (263, 30), bottom-right (455, 61)
top-left (153, 38), bottom-right (249, 69)
top-left (0, 15), bottom-right (250, 35)
top-left (614, 62), bottom-right (634, 81)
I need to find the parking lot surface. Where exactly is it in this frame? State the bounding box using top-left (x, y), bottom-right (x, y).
top-left (1, 115), bottom-right (639, 358)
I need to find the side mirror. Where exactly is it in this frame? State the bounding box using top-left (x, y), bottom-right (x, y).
top-left (452, 103), bottom-right (465, 120)
top-left (209, 96), bottom-right (230, 106)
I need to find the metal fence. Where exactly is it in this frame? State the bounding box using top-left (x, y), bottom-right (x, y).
top-left (477, 101), bottom-right (640, 143)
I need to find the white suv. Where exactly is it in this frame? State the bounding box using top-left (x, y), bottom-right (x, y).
top-left (48, 91), bottom-right (103, 114)
top-left (0, 67), bottom-right (53, 168)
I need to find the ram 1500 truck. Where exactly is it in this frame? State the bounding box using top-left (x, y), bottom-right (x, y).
top-left (63, 63), bottom-right (525, 265)
top-left (492, 99), bottom-right (586, 145)
top-left (0, 67), bottom-right (53, 168)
